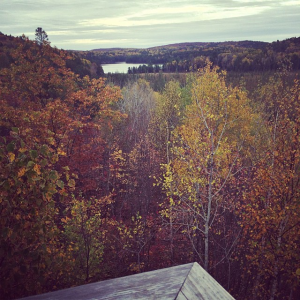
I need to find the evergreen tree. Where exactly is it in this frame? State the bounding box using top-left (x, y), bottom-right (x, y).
top-left (35, 27), bottom-right (49, 45)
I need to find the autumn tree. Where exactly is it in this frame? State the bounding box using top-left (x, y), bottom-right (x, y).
top-left (238, 73), bottom-right (300, 300)
top-left (0, 35), bottom-right (125, 298)
top-left (0, 131), bottom-right (75, 299)
top-left (149, 80), bottom-right (183, 160)
top-left (160, 63), bottom-right (255, 277)
top-left (119, 79), bottom-right (156, 147)
top-left (62, 195), bottom-right (115, 284)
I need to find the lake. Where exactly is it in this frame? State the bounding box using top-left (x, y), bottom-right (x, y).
top-left (102, 62), bottom-right (145, 74)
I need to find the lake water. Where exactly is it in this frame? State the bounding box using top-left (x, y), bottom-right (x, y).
top-left (102, 62), bottom-right (144, 73)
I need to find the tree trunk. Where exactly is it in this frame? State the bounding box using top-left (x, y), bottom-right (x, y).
top-left (204, 220), bottom-right (209, 271)
top-left (269, 217), bottom-right (285, 300)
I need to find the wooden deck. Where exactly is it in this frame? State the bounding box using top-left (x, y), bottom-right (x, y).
top-left (19, 262), bottom-right (235, 300)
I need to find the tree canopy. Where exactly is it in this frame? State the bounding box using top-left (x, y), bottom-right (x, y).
top-left (0, 32), bottom-right (299, 300)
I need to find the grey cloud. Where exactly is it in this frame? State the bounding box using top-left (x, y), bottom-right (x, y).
top-left (0, 0), bottom-right (299, 50)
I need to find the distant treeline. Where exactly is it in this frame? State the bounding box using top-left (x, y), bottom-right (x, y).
top-left (83, 37), bottom-right (300, 73)
top-left (2, 32), bottom-right (300, 76)
top-left (127, 64), bottom-right (162, 74)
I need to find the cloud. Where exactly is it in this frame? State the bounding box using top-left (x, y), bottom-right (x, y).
top-left (1, 0), bottom-right (299, 50)
top-left (79, 4), bottom-right (270, 28)
top-left (45, 29), bottom-right (116, 36)
top-left (233, 0), bottom-right (273, 3)
top-left (281, 0), bottom-right (300, 6)
top-left (63, 38), bottom-right (136, 45)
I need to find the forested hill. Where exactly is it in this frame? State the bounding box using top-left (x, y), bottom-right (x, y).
top-left (2, 32), bottom-right (299, 73)
top-left (85, 37), bottom-right (300, 72)
top-left (93, 40), bottom-right (268, 51)
top-left (0, 32), bottom-right (104, 78)
top-left (150, 40), bottom-right (268, 48)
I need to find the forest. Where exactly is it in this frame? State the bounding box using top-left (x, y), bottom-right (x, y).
top-left (82, 38), bottom-right (300, 73)
top-left (0, 31), bottom-right (300, 300)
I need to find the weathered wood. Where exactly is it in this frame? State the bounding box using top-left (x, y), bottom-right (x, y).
top-left (176, 291), bottom-right (189, 300)
top-left (178, 263), bottom-right (235, 300)
top-left (19, 262), bottom-right (235, 300)
top-left (20, 264), bottom-right (191, 300)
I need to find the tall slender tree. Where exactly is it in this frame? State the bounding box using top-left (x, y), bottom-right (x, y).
top-left (35, 27), bottom-right (49, 45)
top-left (160, 63), bottom-right (255, 274)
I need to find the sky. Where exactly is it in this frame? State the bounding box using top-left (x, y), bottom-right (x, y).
top-left (1, 0), bottom-right (300, 51)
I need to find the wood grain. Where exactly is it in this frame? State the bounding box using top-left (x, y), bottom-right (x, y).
top-left (19, 262), bottom-right (235, 300)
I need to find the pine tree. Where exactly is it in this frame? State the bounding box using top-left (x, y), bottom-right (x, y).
top-left (35, 27), bottom-right (49, 45)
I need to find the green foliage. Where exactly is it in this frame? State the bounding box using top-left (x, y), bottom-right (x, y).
top-left (0, 133), bottom-right (66, 298)
top-left (62, 195), bottom-right (113, 283)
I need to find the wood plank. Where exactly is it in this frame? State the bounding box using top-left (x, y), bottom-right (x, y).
top-left (19, 262), bottom-right (236, 300)
top-left (175, 291), bottom-right (188, 300)
top-left (181, 262), bottom-right (235, 300)
top-left (20, 264), bottom-right (194, 300)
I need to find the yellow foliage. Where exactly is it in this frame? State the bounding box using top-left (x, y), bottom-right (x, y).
top-left (33, 164), bottom-right (41, 175)
top-left (18, 167), bottom-right (26, 178)
top-left (8, 152), bottom-right (15, 162)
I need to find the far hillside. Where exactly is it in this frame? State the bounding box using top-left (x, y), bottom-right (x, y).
top-left (79, 37), bottom-right (300, 73)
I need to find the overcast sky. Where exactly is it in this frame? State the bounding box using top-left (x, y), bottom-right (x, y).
top-left (1, 0), bottom-right (300, 50)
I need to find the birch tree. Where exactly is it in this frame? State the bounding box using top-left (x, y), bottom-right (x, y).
top-left (160, 63), bottom-right (255, 272)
